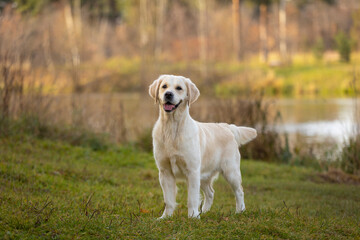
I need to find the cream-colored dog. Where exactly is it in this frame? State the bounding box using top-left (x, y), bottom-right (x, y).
top-left (149, 75), bottom-right (257, 219)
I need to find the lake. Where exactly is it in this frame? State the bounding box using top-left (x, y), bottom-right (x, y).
top-left (44, 94), bottom-right (359, 150)
top-left (274, 98), bottom-right (359, 147)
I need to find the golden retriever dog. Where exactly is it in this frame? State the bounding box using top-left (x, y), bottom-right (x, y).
top-left (149, 75), bottom-right (257, 219)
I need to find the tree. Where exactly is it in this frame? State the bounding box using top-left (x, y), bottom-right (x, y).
top-left (0, 7), bottom-right (35, 120)
top-left (198, 0), bottom-right (208, 80)
top-left (335, 31), bottom-right (352, 63)
top-left (278, 0), bottom-right (336, 63)
top-left (279, 0), bottom-right (287, 61)
top-left (259, 2), bottom-right (268, 63)
top-left (155, 0), bottom-right (167, 59)
top-left (139, 0), bottom-right (149, 86)
top-left (4, 0), bottom-right (124, 22)
top-left (295, 0), bottom-right (336, 46)
top-left (64, 0), bottom-right (82, 92)
top-left (351, 9), bottom-right (360, 52)
top-left (250, 0), bottom-right (274, 63)
top-left (232, 0), bottom-right (242, 60)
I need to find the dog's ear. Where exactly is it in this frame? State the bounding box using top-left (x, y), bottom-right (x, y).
top-left (184, 77), bottom-right (200, 105)
top-left (149, 76), bottom-right (164, 103)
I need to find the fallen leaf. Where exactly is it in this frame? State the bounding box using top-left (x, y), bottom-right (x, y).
top-left (140, 208), bottom-right (150, 213)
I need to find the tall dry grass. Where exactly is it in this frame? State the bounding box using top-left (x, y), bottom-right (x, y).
top-left (340, 72), bottom-right (360, 175)
top-left (0, 6), bottom-right (131, 145)
top-left (0, 7), bottom-right (47, 134)
top-left (189, 94), bottom-right (290, 162)
top-left (1, 1), bottom-right (358, 165)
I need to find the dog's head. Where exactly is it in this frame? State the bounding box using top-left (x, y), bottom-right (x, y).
top-left (149, 75), bottom-right (200, 113)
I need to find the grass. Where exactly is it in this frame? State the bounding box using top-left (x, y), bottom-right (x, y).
top-left (1, 134), bottom-right (360, 239)
top-left (22, 52), bottom-right (360, 98)
top-left (214, 52), bottom-right (360, 98)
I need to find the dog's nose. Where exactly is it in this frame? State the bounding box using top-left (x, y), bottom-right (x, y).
top-left (164, 91), bottom-right (173, 100)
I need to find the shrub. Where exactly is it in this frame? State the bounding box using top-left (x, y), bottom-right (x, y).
top-left (190, 94), bottom-right (291, 162)
top-left (312, 38), bottom-right (325, 61)
top-left (335, 31), bottom-right (352, 62)
top-left (341, 136), bottom-right (360, 175)
top-left (339, 73), bottom-right (360, 175)
top-left (0, 115), bottom-right (110, 151)
top-left (136, 128), bottom-right (153, 152)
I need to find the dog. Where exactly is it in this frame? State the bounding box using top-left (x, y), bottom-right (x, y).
top-left (149, 75), bottom-right (257, 219)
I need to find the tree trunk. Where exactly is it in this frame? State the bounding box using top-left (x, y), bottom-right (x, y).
top-left (259, 3), bottom-right (268, 63)
top-left (139, 0), bottom-right (149, 87)
top-left (279, 0), bottom-right (287, 62)
top-left (74, 0), bottom-right (82, 38)
top-left (43, 24), bottom-right (55, 72)
top-left (140, 0), bottom-right (149, 51)
top-left (64, 1), bottom-right (81, 92)
top-left (1, 60), bottom-right (11, 118)
top-left (198, 0), bottom-right (207, 80)
top-left (312, 1), bottom-right (321, 43)
top-left (155, 0), bottom-right (167, 59)
top-left (232, 0), bottom-right (242, 60)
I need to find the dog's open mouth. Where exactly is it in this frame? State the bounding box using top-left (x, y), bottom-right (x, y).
top-left (163, 100), bottom-right (182, 112)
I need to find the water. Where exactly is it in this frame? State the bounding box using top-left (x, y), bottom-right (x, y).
top-left (43, 94), bottom-right (359, 147)
top-left (273, 98), bottom-right (359, 146)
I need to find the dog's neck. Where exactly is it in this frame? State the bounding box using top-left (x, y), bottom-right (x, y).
top-left (159, 104), bottom-right (190, 141)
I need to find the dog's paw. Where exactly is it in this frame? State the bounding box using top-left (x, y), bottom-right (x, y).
top-left (236, 206), bottom-right (246, 213)
top-left (157, 216), bottom-right (168, 220)
top-left (157, 213), bottom-right (172, 220)
top-left (188, 214), bottom-right (201, 219)
top-left (188, 210), bottom-right (201, 219)
top-left (201, 205), bottom-right (211, 214)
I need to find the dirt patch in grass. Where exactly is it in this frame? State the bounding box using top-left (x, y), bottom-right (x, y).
top-left (315, 168), bottom-right (360, 185)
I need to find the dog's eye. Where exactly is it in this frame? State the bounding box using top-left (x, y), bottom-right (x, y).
top-left (162, 84), bottom-right (167, 89)
top-left (176, 86), bottom-right (182, 91)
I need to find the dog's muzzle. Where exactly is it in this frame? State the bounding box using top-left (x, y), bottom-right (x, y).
top-left (163, 100), bottom-right (182, 112)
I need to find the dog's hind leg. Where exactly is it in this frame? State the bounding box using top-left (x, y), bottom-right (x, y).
top-left (200, 175), bottom-right (217, 213)
top-left (221, 154), bottom-right (245, 213)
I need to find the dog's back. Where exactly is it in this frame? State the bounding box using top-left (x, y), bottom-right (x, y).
top-left (220, 123), bottom-right (257, 146)
top-left (197, 122), bottom-right (257, 148)
top-left (196, 122), bottom-right (256, 174)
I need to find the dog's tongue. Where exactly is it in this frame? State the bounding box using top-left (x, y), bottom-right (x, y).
top-left (164, 104), bottom-right (175, 111)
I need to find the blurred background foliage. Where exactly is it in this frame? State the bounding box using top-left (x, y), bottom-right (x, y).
top-left (0, 0), bottom-right (359, 174)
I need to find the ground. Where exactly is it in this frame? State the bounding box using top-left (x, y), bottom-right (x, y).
top-left (1, 135), bottom-right (359, 239)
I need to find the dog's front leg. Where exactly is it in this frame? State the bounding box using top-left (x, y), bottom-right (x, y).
top-left (187, 169), bottom-right (201, 218)
top-left (159, 168), bottom-right (176, 219)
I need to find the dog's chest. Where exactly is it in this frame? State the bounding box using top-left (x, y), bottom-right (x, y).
top-left (156, 123), bottom-right (187, 153)
top-left (160, 140), bottom-right (193, 179)
top-left (155, 126), bottom-right (191, 178)
top-left (170, 157), bottom-right (188, 179)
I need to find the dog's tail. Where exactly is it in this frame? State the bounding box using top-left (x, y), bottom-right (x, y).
top-left (226, 124), bottom-right (257, 146)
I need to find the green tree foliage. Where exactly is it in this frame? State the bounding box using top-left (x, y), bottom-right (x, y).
top-left (312, 38), bottom-right (325, 61)
top-left (81, 0), bottom-right (129, 22)
top-left (296, 0), bottom-right (336, 8)
top-left (335, 31), bottom-right (352, 62)
top-left (351, 9), bottom-right (360, 51)
top-left (341, 136), bottom-right (360, 175)
top-left (2, 0), bottom-right (129, 21)
top-left (8, 0), bottom-right (56, 14)
top-left (253, 0), bottom-right (274, 6)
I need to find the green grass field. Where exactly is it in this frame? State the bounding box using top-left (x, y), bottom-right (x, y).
top-left (37, 52), bottom-right (360, 98)
top-left (214, 53), bottom-right (360, 98)
top-left (1, 135), bottom-right (360, 239)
